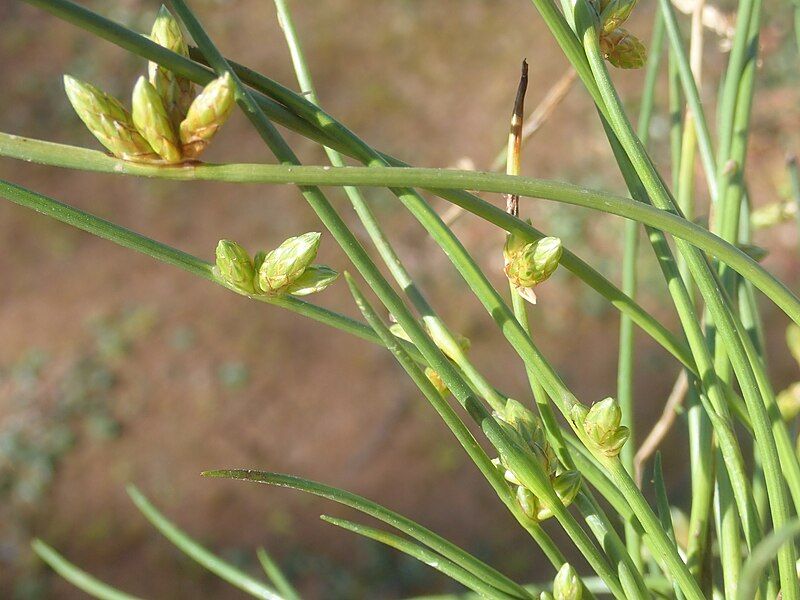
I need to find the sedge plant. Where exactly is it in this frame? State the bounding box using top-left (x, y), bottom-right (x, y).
top-left (3, 0), bottom-right (800, 598)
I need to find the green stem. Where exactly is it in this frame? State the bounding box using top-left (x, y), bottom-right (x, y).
top-left (320, 515), bottom-right (519, 599)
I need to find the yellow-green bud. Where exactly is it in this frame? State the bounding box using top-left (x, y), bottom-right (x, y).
top-left (506, 237), bottom-right (562, 287)
top-left (63, 75), bottom-right (158, 162)
top-left (505, 236), bottom-right (562, 304)
top-left (131, 76), bottom-right (182, 163)
top-left (552, 470), bottom-right (581, 508)
top-left (425, 367), bottom-right (449, 397)
top-left (540, 593), bottom-right (555, 600)
top-left (258, 232), bottom-right (321, 293)
top-left (149, 5), bottom-right (194, 129)
top-left (389, 322), bottom-right (413, 343)
top-left (787, 324), bottom-right (800, 368)
top-left (581, 397), bottom-right (630, 457)
top-left (492, 457), bottom-right (522, 487)
top-left (600, 28), bottom-right (647, 69)
top-left (214, 240), bottom-right (256, 294)
top-left (516, 485), bottom-right (540, 520)
top-left (284, 265), bottom-right (339, 296)
top-left (599, 0), bottom-right (637, 34)
top-left (179, 72), bottom-right (235, 159)
top-left (533, 471), bottom-right (581, 521)
top-left (553, 563), bottom-right (581, 600)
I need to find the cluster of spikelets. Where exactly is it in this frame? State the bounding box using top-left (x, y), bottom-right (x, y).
top-left (494, 399), bottom-right (583, 522)
top-left (63, 6), bottom-right (234, 163)
top-left (571, 397), bottom-right (631, 458)
top-left (589, 0), bottom-right (647, 69)
top-left (503, 225), bottom-right (563, 305)
top-left (214, 233), bottom-right (339, 298)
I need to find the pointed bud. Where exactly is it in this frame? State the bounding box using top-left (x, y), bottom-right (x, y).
top-left (132, 77), bottom-right (182, 163)
top-left (516, 485), bottom-right (540, 520)
top-left (584, 397), bottom-right (622, 440)
top-left (258, 232), bottom-right (321, 293)
top-left (787, 324), bottom-right (800, 368)
top-left (179, 72), bottom-right (235, 159)
top-left (425, 367), bottom-right (449, 397)
top-left (214, 240), bottom-right (256, 294)
top-left (601, 28), bottom-right (647, 69)
top-left (63, 75), bottom-right (158, 161)
top-left (389, 322), bottom-right (413, 343)
top-left (570, 403), bottom-right (589, 427)
top-left (554, 563), bottom-right (582, 600)
top-left (552, 470), bottom-right (581, 507)
top-left (501, 398), bottom-right (540, 440)
top-left (148, 5), bottom-right (194, 128)
top-left (506, 237), bottom-right (562, 288)
top-left (583, 397), bottom-right (629, 457)
top-left (284, 265), bottom-right (339, 296)
top-left (602, 426), bottom-right (630, 457)
top-left (599, 0), bottom-right (637, 34)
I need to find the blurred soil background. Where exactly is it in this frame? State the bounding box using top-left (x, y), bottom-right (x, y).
top-left (1, 0), bottom-right (799, 598)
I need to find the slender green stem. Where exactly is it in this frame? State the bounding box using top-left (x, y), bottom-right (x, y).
top-left (255, 549), bottom-right (300, 600)
top-left (320, 515), bottom-right (518, 599)
top-left (32, 540), bottom-right (143, 600)
top-left (127, 485), bottom-right (280, 599)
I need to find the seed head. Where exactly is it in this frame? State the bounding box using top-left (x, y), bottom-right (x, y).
top-left (599, 0), bottom-right (637, 34)
top-left (179, 72), bottom-right (235, 159)
top-left (553, 563), bottom-right (582, 600)
top-left (132, 76), bottom-right (182, 163)
top-left (258, 232), bottom-right (321, 293)
top-left (576, 397), bottom-right (630, 457)
top-left (214, 240), bottom-right (256, 294)
top-left (149, 5), bottom-right (194, 128)
top-left (284, 265), bottom-right (339, 296)
top-left (63, 75), bottom-right (158, 162)
top-left (600, 28), bottom-right (647, 69)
